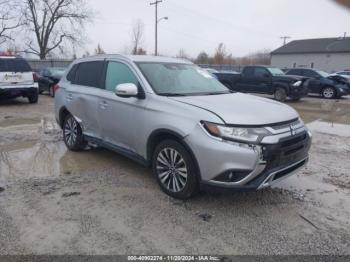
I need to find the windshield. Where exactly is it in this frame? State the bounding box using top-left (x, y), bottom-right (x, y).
top-left (316, 70), bottom-right (329, 77)
top-left (137, 63), bottom-right (229, 96)
top-left (267, 67), bottom-right (285, 76)
top-left (49, 68), bottom-right (66, 77)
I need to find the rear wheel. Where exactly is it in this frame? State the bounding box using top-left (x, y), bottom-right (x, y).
top-left (28, 91), bottom-right (38, 104)
top-left (63, 114), bottom-right (85, 151)
top-left (322, 86), bottom-right (336, 99)
top-left (274, 87), bottom-right (287, 102)
top-left (152, 140), bottom-right (198, 199)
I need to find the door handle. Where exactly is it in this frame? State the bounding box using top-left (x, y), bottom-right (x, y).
top-left (67, 94), bottom-right (73, 100)
top-left (99, 101), bottom-right (108, 109)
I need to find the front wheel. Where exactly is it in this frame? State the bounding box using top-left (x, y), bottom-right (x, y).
top-left (274, 88), bottom-right (287, 102)
top-left (152, 140), bottom-right (199, 199)
top-left (322, 87), bottom-right (336, 99)
top-left (63, 114), bottom-right (85, 151)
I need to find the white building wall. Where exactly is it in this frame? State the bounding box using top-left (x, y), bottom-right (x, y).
top-left (271, 53), bottom-right (350, 73)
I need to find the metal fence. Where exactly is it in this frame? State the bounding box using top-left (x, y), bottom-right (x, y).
top-left (27, 59), bottom-right (73, 71)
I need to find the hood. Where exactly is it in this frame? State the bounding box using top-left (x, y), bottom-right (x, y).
top-left (171, 93), bottom-right (299, 126)
top-left (274, 75), bottom-right (306, 82)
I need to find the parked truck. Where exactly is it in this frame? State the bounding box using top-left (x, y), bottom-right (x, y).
top-left (214, 65), bottom-right (309, 102)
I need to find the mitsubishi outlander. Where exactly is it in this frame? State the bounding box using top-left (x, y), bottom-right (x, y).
top-left (55, 55), bottom-right (312, 199)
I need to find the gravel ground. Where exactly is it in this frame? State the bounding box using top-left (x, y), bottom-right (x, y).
top-left (0, 95), bottom-right (349, 255)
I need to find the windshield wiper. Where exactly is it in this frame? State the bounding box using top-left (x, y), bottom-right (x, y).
top-left (158, 93), bottom-right (187, 97)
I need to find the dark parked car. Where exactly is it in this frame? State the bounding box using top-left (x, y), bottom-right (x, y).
top-left (286, 68), bottom-right (350, 99)
top-left (214, 66), bottom-right (309, 102)
top-left (37, 67), bottom-right (66, 97)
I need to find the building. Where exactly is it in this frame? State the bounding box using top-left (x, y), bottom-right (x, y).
top-left (271, 37), bottom-right (350, 73)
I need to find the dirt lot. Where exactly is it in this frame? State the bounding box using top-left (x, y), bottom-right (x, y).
top-left (0, 94), bottom-right (350, 255)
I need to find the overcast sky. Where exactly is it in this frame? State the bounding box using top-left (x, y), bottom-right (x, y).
top-left (86, 0), bottom-right (350, 57)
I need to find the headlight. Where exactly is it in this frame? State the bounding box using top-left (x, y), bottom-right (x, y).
top-left (202, 121), bottom-right (271, 143)
top-left (292, 81), bottom-right (302, 87)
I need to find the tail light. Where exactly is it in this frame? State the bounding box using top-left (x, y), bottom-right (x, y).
top-left (33, 72), bottom-right (38, 82)
top-left (53, 84), bottom-right (60, 93)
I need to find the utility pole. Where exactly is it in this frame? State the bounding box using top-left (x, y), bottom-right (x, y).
top-left (150, 0), bottom-right (163, 56)
top-left (280, 36), bottom-right (291, 45)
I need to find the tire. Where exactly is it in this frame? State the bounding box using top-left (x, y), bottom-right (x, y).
top-left (274, 87), bottom-right (287, 102)
top-left (49, 85), bottom-right (55, 97)
top-left (28, 91), bottom-right (39, 104)
top-left (290, 97), bottom-right (301, 102)
top-left (63, 114), bottom-right (85, 151)
top-left (152, 140), bottom-right (199, 199)
top-left (322, 86), bottom-right (336, 99)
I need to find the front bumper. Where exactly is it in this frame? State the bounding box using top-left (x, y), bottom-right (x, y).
top-left (0, 86), bottom-right (38, 99)
top-left (186, 121), bottom-right (311, 192)
top-left (337, 86), bottom-right (350, 96)
top-left (289, 85), bottom-right (309, 99)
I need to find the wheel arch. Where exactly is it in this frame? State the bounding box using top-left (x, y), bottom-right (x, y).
top-left (273, 82), bottom-right (290, 93)
top-left (146, 129), bottom-right (201, 179)
top-left (58, 106), bottom-right (71, 128)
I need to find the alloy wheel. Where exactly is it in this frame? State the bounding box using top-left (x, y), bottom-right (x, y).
top-left (156, 148), bottom-right (188, 192)
top-left (64, 117), bottom-right (78, 147)
top-left (323, 87), bottom-right (335, 98)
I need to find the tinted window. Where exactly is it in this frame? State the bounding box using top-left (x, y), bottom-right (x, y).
top-left (66, 64), bottom-right (78, 82)
top-left (303, 70), bottom-right (319, 78)
top-left (254, 67), bottom-right (269, 77)
top-left (287, 69), bottom-right (302, 75)
top-left (243, 67), bottom-right (254, 77)
top-left (73, 61), bottom-right (104, 87)
top-left (0, 58), bottom-right (32, 72)
top-left (105, 62), bottom-right (139, 91)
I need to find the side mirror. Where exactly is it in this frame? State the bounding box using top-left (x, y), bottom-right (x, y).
top-left (263, 73), bottom-right (271, 78)
top-left (115, 83), bottom-right (138, 98)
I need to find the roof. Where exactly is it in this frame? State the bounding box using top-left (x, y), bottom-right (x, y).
top-left (76, 54), bottom-right (192, 64)
top-left (271, 37), bottom-right (350, 55)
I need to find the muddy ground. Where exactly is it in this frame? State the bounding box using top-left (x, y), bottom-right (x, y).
top-left (0, 95), bottom-right (349, 255)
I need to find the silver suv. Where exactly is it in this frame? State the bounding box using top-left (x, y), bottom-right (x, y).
top-left (55, 55), bottom-right (311, 199)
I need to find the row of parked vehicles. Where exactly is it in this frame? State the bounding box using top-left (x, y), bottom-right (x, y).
top-left (208, 66), bottom-right (350, 101)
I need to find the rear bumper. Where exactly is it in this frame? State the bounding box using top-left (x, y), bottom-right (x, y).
top-left (0, 86), bottom-right (38, 99)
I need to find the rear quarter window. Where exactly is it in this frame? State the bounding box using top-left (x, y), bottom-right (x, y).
top-left (0, 58), bottom-right (32, 72)
top-left (73, 61), bottom-right (104, 88)
top-left (66, 64), bottom-right (78, 82)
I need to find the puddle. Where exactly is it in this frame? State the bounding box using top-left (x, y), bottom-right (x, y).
top-left (0, 141), bottom-right (129, 180)
top-left (288, 99), bottom-right (350, 125)
top-left (0, 118), bottom-right (41, 128)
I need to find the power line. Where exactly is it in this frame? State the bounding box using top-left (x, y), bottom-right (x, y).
top-left (280, 36), bottom-right (291, 45)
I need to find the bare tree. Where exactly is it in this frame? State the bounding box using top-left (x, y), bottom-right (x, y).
top-left (131, 19), bottom-right (145, 55)
top-left (0, 1), bottom-right (22, 46)
top-left (94, 43), bottom-right (105, 55)
top-left (22, 0), bottom-right (93, 59)
top-left (213, 43), bottom-right (227, 64)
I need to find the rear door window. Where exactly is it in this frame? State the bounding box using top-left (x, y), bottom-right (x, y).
top-left (287, 69), bottom-right (302, 75)
top-left (104, 61), bottom-right (139, 92)
top-left (303, 70), bottom-right (319, 78)
top-left (243, 67), bottom-right (254, 77)
top-left (254, 67), bottom-right (269, 78)
top-left (0, 58), bottom-right (32, 72)
top-left (73, 61), bottom-right (104, 88)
